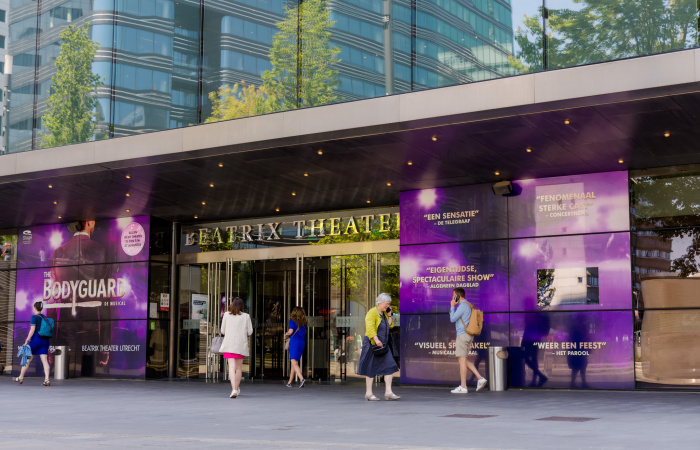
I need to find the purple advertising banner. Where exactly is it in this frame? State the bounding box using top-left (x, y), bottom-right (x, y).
top-left (13, 320), bottom-right (147, 378)
top-left (400, 241), bottom-right (509, 314)
top-left (509, 311), bottom-right (634, 389)
top-left (14, 262), bottom-right (149, 322)
top-left (510, 232), bottom-right (632, 311)
top-left (401, 313), bottom-right (509, 385)
top-left (18, 216), bottom-right (150, 269)
top-left (400, 184), bottom-right (507, 245)
top-left (509, 171), bottom-right (629, 238)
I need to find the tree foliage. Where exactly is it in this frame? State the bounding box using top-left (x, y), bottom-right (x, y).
top-left (41, 24), bottom-right (102, 148)
top-left (632, 174), bottom-right (700, 277)
top-left (205, 82), bottom-right (278, 123)
top-left (205, 0), bottom-right (340, 122)
top-left (511, 0), bottom-right (698, 73)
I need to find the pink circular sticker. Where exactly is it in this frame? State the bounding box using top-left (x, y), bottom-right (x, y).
top-left (121, 222), bottom-right (145, 256)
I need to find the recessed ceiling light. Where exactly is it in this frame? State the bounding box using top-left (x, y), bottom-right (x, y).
top-left (125, 174), bottom-right (131, 179)
top-left (48, 184), bottom-right (53, 189)
top-left (431, 135), bottom-right (437, 141)
top-left (304, 172), bottom-right (308, 177)
top-left (126, 193), bottom-right (130, 197)
top-left (407, 161), bottom-right (413, 166)
top-left (526, 147), bottom-right (532, 153)
top-left (58, 216), bottom-right (62, 219)
top-left (564, 119), bottom-right (570, 125)
top-left (618, 159), bottom-right (624, 164)
top-left (317, 149), bottom-right (323, 155)
top-left (202, 201), bottom-right (206, 205)
top-left (126, 209), bottom-right (130, 212)
top-left (194, 215), bottom-right (198, 219)
top-left (495, 171), bottom-right (500, 176)
top-left (387, 182), bottom-right (391, 186)
top-left (53, 201), bottom-right (57, 205)
top-left (275, 207), bottom-right (280, 212)
top-left (209, 183), bottom-right (214, 188)
top-left (292, 192), bottom-right (296, 196)
top-left (218, 163), bottom-right (223, 167)
top-left (664, 131), bottom-right (670, 137)
top-left (366, 200), bottom-right (371, 204)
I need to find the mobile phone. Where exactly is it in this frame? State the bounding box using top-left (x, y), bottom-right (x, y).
top-left (386, 307), bottom-right (392, 314)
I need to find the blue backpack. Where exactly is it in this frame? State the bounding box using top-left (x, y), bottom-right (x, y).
top-left (38, 314), bottom-right (54, 338)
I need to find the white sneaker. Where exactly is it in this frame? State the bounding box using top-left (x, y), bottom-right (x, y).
top-left (476, 378), bottom-right (488, 392)
top-left (450, 386), bottom-right (468, 394)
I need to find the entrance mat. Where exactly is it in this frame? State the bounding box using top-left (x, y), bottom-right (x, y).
top-left (536, 416), bottom-right (597, 422)
top-left (443, 414), bottom-right (497, 419)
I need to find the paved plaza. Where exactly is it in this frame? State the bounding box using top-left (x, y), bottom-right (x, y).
top-left (1, 377), bottom-right (698, 449)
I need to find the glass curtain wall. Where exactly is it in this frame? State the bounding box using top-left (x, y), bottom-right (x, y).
top-left (5, 1), bottom-right (700, 153)
top-left (630, 168), bottom-right (700, 387)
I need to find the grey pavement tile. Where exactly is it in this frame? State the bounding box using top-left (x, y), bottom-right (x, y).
top-left (0, 378), bottom-right (698, 449)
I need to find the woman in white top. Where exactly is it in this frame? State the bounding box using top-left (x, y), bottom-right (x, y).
top-left (220, 297), bottom-right (253, 398)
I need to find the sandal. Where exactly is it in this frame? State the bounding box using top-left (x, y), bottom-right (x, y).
top-left (12, 377), bottom-right (23, 385)
top-left (42, 380), bottom-right (50, 387)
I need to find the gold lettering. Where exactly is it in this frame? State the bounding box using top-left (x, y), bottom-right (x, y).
top-left (378, 214), bottom-right (390, 232)
top-left (199, 228), bottom-right (210, 245)
top-left (330, 218), bottom-right (341, 236)
top-left (345, 216), bottom-right (359, 235)
top-left (225, 226), bottom-right (237, 243)
top-left (211, 227), bottom-right (223, 244)
top-left (308, 219), bottom-right (326, 237)
top-left (394, 212), bottom-right (400, 231)
top-left (359, 215), bottom-right (374, 233)
top-left (256, 223), bottom-right (264, 241)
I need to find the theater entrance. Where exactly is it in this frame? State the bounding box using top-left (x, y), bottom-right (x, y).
top-left (176, 244), bottom-right (399, 382)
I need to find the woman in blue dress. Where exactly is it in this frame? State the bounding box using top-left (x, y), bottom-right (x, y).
top-left (285, 306), bottom-right (307, 388)
top-left (13, 302), bottom-right (52, 386)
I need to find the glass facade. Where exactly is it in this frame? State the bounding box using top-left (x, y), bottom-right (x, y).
top-left (6, 1), bottom-right (696, 153)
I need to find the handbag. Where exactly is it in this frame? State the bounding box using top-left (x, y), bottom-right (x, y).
top-left (210, 335), bottom-right (224, 355)
top-left (371, 309), bottom-right (390, 356)
top-left (284, 325), bottom-right (300, 351)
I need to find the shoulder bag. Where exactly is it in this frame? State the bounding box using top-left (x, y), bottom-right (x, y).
top-left (371, 309), bottom-right (390, 356)
top-left (210, 314), bottom-right (225, 355)
top-left (284, 324), bottom-right (299, 351)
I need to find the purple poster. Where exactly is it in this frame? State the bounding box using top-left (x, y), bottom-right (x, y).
top-left (509, 311), bottom-right (634, 389)
top-left (509, 171), bottom-right (629, 238)
top-left (400, 241), bottom-right (509, 314)
top-left (510, 232), bottom-right (632, 311)
top-left (400, 184), bottom-right (507, 245)
top-left (13, 320), bottom-right (147, 378)
top-left (401, 313), bottom-right (509, 385)
top-left (13, 217), bottom-right (151, 378)
top-left (18, 216), bottom-right (150, 269)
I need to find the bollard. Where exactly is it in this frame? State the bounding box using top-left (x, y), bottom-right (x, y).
top-left (54, 345), bottom-right (68, 380)
top-left (488, 346), bottom-right (508, 391)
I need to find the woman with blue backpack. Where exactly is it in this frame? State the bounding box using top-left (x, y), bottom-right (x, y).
top-left (13, 301), bottom-right (53, 386)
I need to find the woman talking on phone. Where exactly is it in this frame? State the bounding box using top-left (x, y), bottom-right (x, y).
top-left (356, 293), bottom-right (400, 401)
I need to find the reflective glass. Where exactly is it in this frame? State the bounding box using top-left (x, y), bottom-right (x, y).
top-left (200, 0), bottom-right (287, 123)
top-left (112, 0), bottom-right (199, 137)
top-left (545, 0), bottom-right (699, 70)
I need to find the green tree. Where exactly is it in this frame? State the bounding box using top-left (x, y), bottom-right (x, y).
top-left (205, 0), bottom-right (341, 122)
top-left (205, 82), bottom-right (278, 123)
top-left (262, 0), bottom-right (340, 110)
top-left (632, 173), bottom-right (700, 277)
top-left (41, 23), bottom-right (102, 148)
top-left (511, 0), bottom-right (698, 73)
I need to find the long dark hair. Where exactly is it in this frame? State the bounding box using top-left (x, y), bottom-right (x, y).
top-left (290, 306), bottom-right (307, 327)
top-left (227, 297), bottom-right (245, 315)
